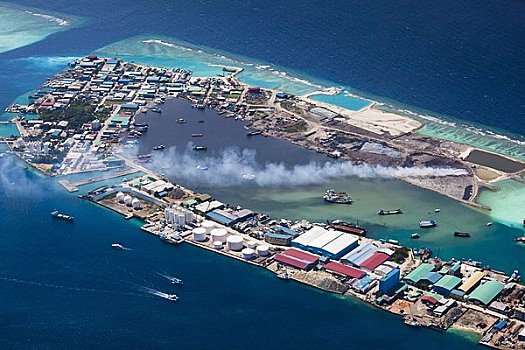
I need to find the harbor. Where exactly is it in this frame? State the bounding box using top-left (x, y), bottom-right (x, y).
top-left (3, 55), bottom-right (525, 349)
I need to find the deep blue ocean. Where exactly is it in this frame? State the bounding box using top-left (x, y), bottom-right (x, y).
top-left (1, 0), bottom-right (524, 348)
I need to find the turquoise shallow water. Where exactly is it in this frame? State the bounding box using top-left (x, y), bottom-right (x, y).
top-left (0, 2), bottom-right (82, 54)
top-left (310, 92), bottom-right (372, 111)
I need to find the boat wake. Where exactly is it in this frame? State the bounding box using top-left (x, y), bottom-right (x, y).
top-left (0, 276), bottom-right (145, 297)
top-left (156, 272), bottom-right (184, 285)
top-left (141, 286), bottom-right (179, 301)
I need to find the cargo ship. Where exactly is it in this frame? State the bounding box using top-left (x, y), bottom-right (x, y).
top-left (454, 231), bottom-right (471, 238)
top-left (419, 220), bottom-right (437, 228)
top-left (323, 190), bottom-right (352, 204)
top-left (51, 210), bottom-right (74, 222)
top-left (330, 220), bottom-right (367, 236)
top-left (378, 208), bottom-right (403, 215)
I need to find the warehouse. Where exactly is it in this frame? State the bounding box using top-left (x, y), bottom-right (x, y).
top-left (323, 261), bottom-right (366, 279)
top-left (273, 248), bottom-right (319, 271)
top-left (403, 263), bottom-right (435, 285)
top-left (360, 251), bottom-right (391, 271)
top-left (459, 271), bottom-right (485, 294)
top-left (468, 280), bottom-right (505, 306)
top-left (265, 232), bottom-right (293, 246)
top-left (291, 226), bottom-right (359, 259)
top-left (432, 275), bottom-right (462, 296)
top-left (341, 242), bottom-right (378, 267)
top-left (291, 226), bottom-right (326, 250)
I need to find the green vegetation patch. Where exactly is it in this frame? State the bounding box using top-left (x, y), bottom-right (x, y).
top-left (40, 102), bottom-right (109, 129)
top-left (391, 247), bottom-right (409, 264)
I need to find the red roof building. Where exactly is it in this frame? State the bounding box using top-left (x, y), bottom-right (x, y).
top-left (360, 252), bottom-right (390, 270)
top-left (273, 248), bottom-right (319, 271)
top-left (323, 261), bottom-right (366, 279)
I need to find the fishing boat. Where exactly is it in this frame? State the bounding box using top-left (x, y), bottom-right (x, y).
top-left (153, 144), bottom-right (165, 151)
top-left (378, 208), bottom-right (403, 215)
top-left (176, 118), bottom-right (187, 124)
top-left (419, 220), bottom-right (437, 228)
top-left (454, 231), bottom-right (471, 238)
top-left (191, 133), bottom-right (204, 137)
top-left (323, 189), bottom-right (352, 204)
top-left (411, 233), bottom-right (420, 239)
top-left (276, 271), bottom-right (290, 280)
top-left (51, 210), bottom-right (74, 222)
top-left (193, 145), bottom-right (207, 151)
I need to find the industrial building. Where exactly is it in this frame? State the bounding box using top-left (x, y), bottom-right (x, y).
top-left (291, 226), bottom-right (359, 259)
top-left (403, 263), bottom-right (435, 285)
top-left (265, 232), bottom-right (293, 246)
top-left (323, 261), bottom-right (366, 280)
top-left (273, 248), bottom-right (319, 271)
top-left (459, 271), bottom-right (485, 294)
top-left (468, 280), bottom-right (505, 306)
top-left (340, 242), bottom-right (392, 269)
top-left (206, 208), bottom-right (254, 227)
top-left (432, 275), bottom-right (462, 296)
top-left (379, 268), bottom-right (401, 295)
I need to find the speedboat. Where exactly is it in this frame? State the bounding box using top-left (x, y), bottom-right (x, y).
top-left (153, 144), bottom-right (165, 151)
top-left (51, 210), bottom-right (74, 222)
top-left (411, 233), bottom-right (420, 239)
top-left (176, 118), bottom-right (187, 124)
top-left (193, 145), bottom-right (207, 151)
top-left (419, 220), bottom-right (437, 228)
top-left (111, 243), bottom-right (125, 250)
top-left (196, 165), bottom-right (208, 170)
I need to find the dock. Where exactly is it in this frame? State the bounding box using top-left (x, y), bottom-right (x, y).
top-left (58, 168), bottom-right (141, 192)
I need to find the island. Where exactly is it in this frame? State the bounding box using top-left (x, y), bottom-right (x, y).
top-left (3, 55), bottom-right (525, 349)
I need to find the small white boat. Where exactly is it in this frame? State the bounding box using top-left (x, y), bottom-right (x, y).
top-left (196, 165), bottom-right (208, 170)
top-left (411, 233), bottom-right (420, 239)
top-left (276, 272), bottom-right (290, 280)
top-left (434, 208), bottom-right (441, 213)
top-left (111, 243), bottom-right (125, 250)
top-left (486, 222), bottom-right (493, 226)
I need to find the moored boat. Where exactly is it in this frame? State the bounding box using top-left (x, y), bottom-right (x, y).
top-left (330, 220), bottom-right (367, 236)
top-left (378, 208), bottom-right (403, 215)
top-left (419, 220), bottom-right (437, 228)
top-left (323, 189), bottom-right (352, 204)
top-left (247, 130), bottom-right (262, 137)
top-left (454, 231), bottom-right (471, 238)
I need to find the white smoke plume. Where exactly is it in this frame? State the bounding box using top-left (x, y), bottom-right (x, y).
top-left (132, 145), bottom-right (467, 187)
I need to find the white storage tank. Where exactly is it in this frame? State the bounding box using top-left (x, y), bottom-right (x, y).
top-left (242, 248), bottom-right (255, 260)
top-left (256, 245), bottom-right (269, 257)
top-left (131, 198), bottom-right (141, 209)
top-left (226, 235), bottom-right (243, 251)
top-left (123, 195), bottom-right (133, 206)
top-left (213, 241), bottom-right (223, 250)
top-left (201, 220), bottom-right (215, 233)
top-left (192, 227), bottom-right (207, 242)
top-left (210, 228), bottom-right (228, 243)
top-left (247, 240), bottom-right (257, 249)
top-left (177, 213), bottom-right (185, 225)
top-left (116, 191), bottom-right (125, 203)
